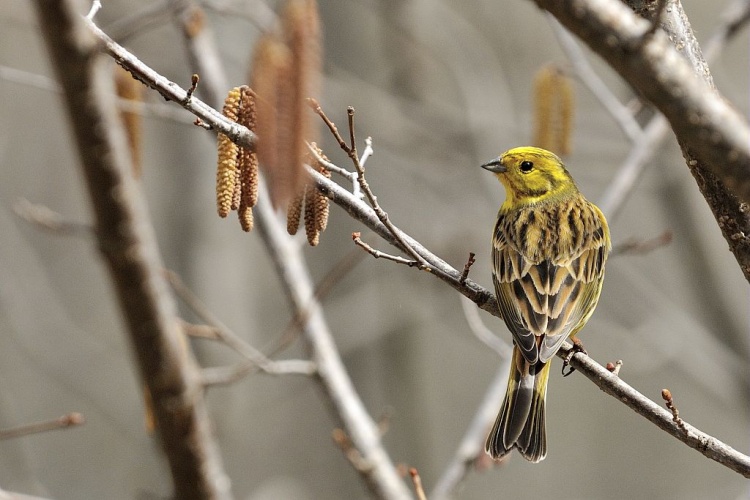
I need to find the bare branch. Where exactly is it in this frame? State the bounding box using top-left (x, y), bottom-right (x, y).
top-left (430, 361), bottom-right (511, 500)
top-left (252, 182), bottom-right (412, 498)
top-left (535, 0), bottom-right (750, 281)
top-left (353, 232), bottom-right (425, 269)
top-left (597, 0), bottom-right (750, 220)
top-left (13, 199), bottom-right (93, 237)
top-left (548, 16), bottom-right (644, 143)
top-left (166, 270), bottom-right (298, 378)
top-left (85, 18), bottom-right (256, 150)
top-left (0, 413), bottom-right (85, 441)
top-left (201, 359), bottom-right (316, 387)
top-left (33, 2), bottom-right (230, 497)
top-left (559, 342), bottom-right (750, 477)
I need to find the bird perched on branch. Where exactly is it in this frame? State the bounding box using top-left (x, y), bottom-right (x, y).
top-left (482, 147), bottom-right (610, 462)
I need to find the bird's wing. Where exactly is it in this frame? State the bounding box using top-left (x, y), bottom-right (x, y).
top-left (492, 201), bottom-right (610, 364)
top-left (538, 202), bottom-right (609, 362)
top-left (492, 217), bottom-right (539, 364)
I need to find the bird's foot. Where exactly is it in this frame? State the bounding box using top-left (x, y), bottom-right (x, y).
top-left (562, 337), bottom-right (587, 377)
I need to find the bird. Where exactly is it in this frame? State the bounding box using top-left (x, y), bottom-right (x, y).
top-left (481, 146), bottom-right (610, 462)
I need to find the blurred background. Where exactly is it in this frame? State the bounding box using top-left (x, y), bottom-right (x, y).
top-left (1, 0), bottom-right (749, 498)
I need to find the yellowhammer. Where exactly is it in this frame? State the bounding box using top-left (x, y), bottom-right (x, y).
top-left (482, 146), bottom-right (610, 462)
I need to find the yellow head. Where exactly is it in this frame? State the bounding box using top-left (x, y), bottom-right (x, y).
top-left (481, 147), bottom-right (578, 207)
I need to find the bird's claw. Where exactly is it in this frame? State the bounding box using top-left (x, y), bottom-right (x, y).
top-left (562, 338), bottom-right (587, 377)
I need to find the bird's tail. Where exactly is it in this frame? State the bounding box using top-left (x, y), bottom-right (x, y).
top-left (485, 345), bottom-right (551, 462)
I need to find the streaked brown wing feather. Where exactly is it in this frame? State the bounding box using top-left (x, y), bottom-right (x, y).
top-left (492, 198), bottom-right (609, 365)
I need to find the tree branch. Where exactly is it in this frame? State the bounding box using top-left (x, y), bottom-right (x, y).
top-left (594, 0), bottom-right (750, 219)
top-left (253, 183), bottom-right (412, 499)
top-left (32, 1), bottom-right (231, 498)
top-left (558, 342), bottom-right (750, 477)
top-left (533, 0), bottom-right (750, 282)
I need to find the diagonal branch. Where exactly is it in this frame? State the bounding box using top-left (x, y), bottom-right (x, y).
top-left (32, 1), bottom-right (231, 498)
top-left (558, 342), bottom-right (750, 477)
top-left (594, 0), bottom-right (750, 219)
top-left (533, 0), bottom-right (750, 282)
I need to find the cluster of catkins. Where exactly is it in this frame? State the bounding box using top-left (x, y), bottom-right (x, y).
top-left (216, 86), bottom-right (259, 232)
top-left (215, 0), bottom-right (328, 245)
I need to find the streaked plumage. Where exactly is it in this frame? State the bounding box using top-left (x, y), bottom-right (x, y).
top-left (482, 147), bottom-right (610, 462)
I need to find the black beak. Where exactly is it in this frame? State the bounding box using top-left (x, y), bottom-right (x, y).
top-left (481, 158), bottom-right (506, 173)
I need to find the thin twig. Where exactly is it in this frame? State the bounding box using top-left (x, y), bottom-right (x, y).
top-left (460, 296), bottom-right (511, 359)
top-left (606, 360), bottom-right (623, 376)
top-left (311, 101), bottom-right (434, 271)
top-left (409, 468), bottom-right (427, 500)
top-left (264, 242), bottom-right (368, 357)
top-left (85, 0), bottom-right (101, 20)
top-left (184, 73), bottom-right (199, 103)
top-left (165, 270), bottom-right (298, 378)
top-left (548, 15), bottom-right (644, 143)
top-left (13, 199), bottom-right (93, 237)
top-left (661, 388), bottom-right (688, 433)
top-left (0, 413), bottom-right (85, 441)
top-left (430, 360), bottom-right (511, 500)
top-left (306, 142), bottom-right (357, 182)
top-left (360, 137), bottom-right (374, 167)
top-left (308, 98), bottom-right (348, 151)
top-left (353, 232), bottom-right (425, 269)
top-left (201, 359), bottom-right (316, 386)
top-left (346, 108), bottom-right (433, 270)
top-left (459, 252), bottom-right (476, 284)
top-left (611, 230), bottom-right (673, 257)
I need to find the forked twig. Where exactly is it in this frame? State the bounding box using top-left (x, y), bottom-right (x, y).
top-left (309, 100), bottom-right (433, 271)
top-left (0, 413), bottom-right (85, 440)
top-left (352, 232), bottom-right (425, 269)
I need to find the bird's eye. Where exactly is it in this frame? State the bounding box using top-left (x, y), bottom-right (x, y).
top-left (520, 160), bottom-right (534, 173)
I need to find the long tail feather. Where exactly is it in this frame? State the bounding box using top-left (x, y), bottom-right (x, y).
top-left (486, 346), bottom-right (550, 462)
